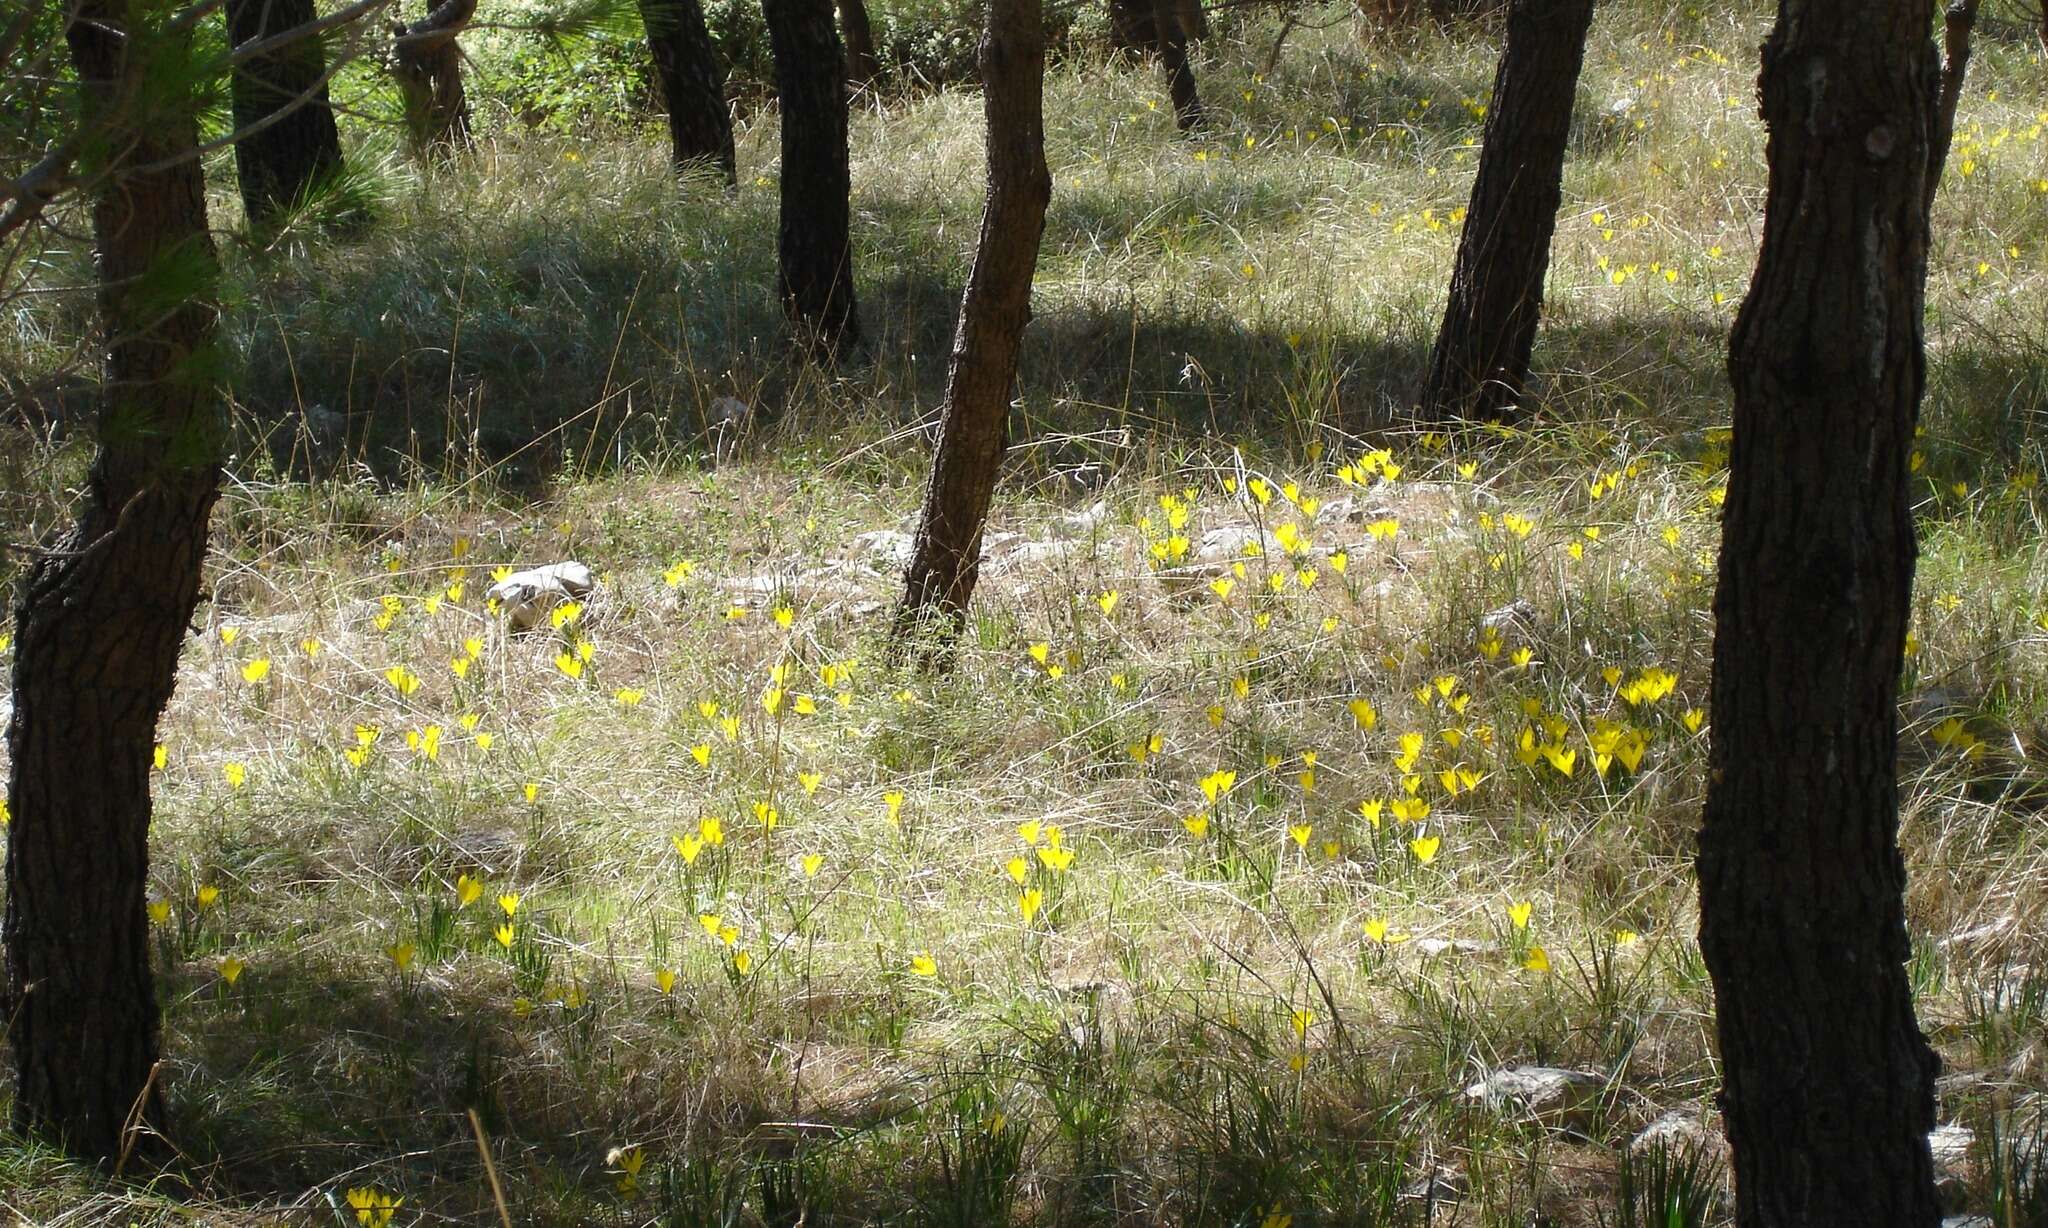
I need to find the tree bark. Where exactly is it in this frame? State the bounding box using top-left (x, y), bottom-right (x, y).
top-left (765, 0), bottom-right (862, 358)
top-left (895, 0), bottom-right (1049, 634)
top-left (1106, 0), bottom-right (1199, 129)
top-left (639, 0), bottom-right (736, 184)
top-left (1107, 0), bottom-right (1154, 56)
top-left (393, 0), bottom-right (475, 156)
top-left (226, 0), bottom-right (347, 228)
top-left (1700, 2), bottom-right (1944, 1226)
top-left (1153, 0), bottom-right (1201, 131)
top-left (8, 0), bottom-right (222, 1161)
top-left (838, 0), bottom-right (878, 89)
top-left (1419, 0), bottom-right (1594, 421)
top-left (1925, 0), bottom-right (1979, 216)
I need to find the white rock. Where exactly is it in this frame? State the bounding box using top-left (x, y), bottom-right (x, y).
top-left (1929, 1123), bottom-right (1974, 1167)
top-left (1051, 501), bottom-right (1109, 539)
top-left (1630, 1109), bottom-right (1723, 1157)
top-left (1464, 1066), bottom-right (1604, 1125)
top-left (851, 529), bottom-right (915, 568)
top-left (984, 539), bottom-right (1077, 575)
top-left (1400, 1166), bottom-right (1465, 1205)
top-left (1481, 599), bottom-right (1538, 634)
top-left (487, 561), bottom-right (595, 632)
top-left (1410, 937), bottom-right (1498, 958)
top-left (1930, 1123), bottom-right (1974, 1209)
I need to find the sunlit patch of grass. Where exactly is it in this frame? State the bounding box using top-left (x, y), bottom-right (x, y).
top-left (7, 1), bottom-right (2048, 1222)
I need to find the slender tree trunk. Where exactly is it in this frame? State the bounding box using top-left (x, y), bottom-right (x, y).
top-left (1419, 0), bottom-right (1593, 421)
top-left (765, 0), bottom-right (862, 358)
top-left (1700, 2), bottom-right (1943, 1225)
top-left (226, 0), bottom-right (346, 228)
top-left (838, 0), bottom-right (878, 89)
top-left (393, 0), bottom-right (475, 156)
top-left (1926, 0), bottom-right (1979, 215)
top-left (895, 0), bottom-right (1049, 633)
top-left (7, 0), bottom-right (222, 1161)
top-left (1153, 0), bottom-right (1201, 131)
top-left (639, 0), bottom-right (736, 183)
top-left (1106, 0), bottom-right (1199, 128)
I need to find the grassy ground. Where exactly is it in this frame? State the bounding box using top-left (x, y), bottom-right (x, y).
top-left (8, 2), bottom-right (2048, 1224)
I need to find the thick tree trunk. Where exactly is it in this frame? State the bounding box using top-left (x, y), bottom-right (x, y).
top-left (639, 0), bottom-right (736, 183)
top-left (226, 0), bottom-right (347, 228)
top-left (1700, 3), bottom-right (1943, 1226)
top-left (895, 0), bottom-right (1049, 633)
top-left (1419, 0), bottom-right (1593, 421)
top-left (7, 0), bottom-right (222, 1161)
top-left (838, 0), bottom-right (878, 89)
top-left (1925, 0), bottom-right (1979, 215)
top-left (765, 0), bottom-right (862, 358)
top-left (393, 0), bottom-right (475, 156)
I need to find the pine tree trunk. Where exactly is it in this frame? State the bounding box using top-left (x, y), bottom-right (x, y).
top-left (1701, 2), bottom-right (1944, 1225)
top-left (765, 0), bottom-right (862, 358)
top-left (1419, 0), bottom-right (1593, 421)
top-left (1926, 0), bottom-right (1979, 215)
top-left (394, 0), bottom-right (475, 156)
top-left (895, 0), bottom-right (1049, 634)
top-left (839, 0), bottom-right (878, 89)
top-left (7, 0), bottom-right (222, 1161)
top-left (226, 0), bottom-right (347, 228)
top-left (640, 0), bottom-right (736, 183)
top-left (1107, 0), bottom-right (1154, 56)
top-left (1153, 0), bottom-right (1202, 131)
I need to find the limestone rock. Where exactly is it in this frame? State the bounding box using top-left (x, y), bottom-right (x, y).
top-left (1929, 1123), bottom-right (1974, 1211)
top-left (1410, 937), bottom-right (1498, 958)
top-left (851, 529), bottom-right (914, 568)
top-left (1629, 1109), bottom-right (1724, 1159)
top-left (1464, 1066), bottom-right (1604, 1127)
top-left (487, 561), bottom-right (595, 632)
top-left (1480, 598), bottom-right (1539, 635)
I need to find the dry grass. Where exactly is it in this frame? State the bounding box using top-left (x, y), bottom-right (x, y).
top-left (6, 2), bottom-right (2048, 1224)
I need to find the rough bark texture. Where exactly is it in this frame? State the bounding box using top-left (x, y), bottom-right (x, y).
top-left (1419, 0), bottom-right (1593, 421)
top-left (8, 0), bottom-right (222, 1160)
top-left (895, 0), bottom-right (1049, 632)
top-left (393, 0), bottom-right (475, 155)
top-left (766, 0), bottom-right (862, 358)
top-left (838, 0), bottom-right (878, 88)
top-left (639, 0), bottom-right (735, 183)
top-left (226, 0), bottom-right (346, 227)
top-left (1154, 0), bottom-right (1201, 131)
top-left (1107, 0), bottom-right (1200, 129)
top-left (1700, 2), bottom-right (1944, 1226)
top-left (1107, 0), bottom-right (1153, 53)
top-left (1926, 0), bottom-right (1978, 215)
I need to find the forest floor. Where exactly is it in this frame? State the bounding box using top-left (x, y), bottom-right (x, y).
top-left (7, 2), bottom-right (2048, 1224)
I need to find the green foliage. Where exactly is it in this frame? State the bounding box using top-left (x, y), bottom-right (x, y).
top-left (483, 26), bottom-right (656, 132)
top-left (1606, 1143), bottom-right (1721, 1228)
